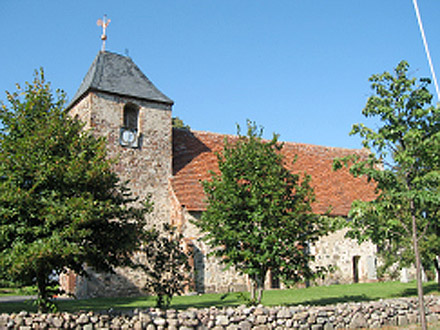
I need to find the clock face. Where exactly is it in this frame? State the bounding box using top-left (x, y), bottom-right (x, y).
top-left (122, 129), bottom-right (136, 144)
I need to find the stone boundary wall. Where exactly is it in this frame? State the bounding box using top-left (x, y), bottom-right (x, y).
top-left (2, 296), bottom-right (440, 329)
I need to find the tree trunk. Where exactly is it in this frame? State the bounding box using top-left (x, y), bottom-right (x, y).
top-left (434, 256), bottom-right (440, 291)
top-left (156, 294), bottom-right (164, 309)
top-left (36, 271), bottom-right (48, 313)
top-left (412, 211), bottom-right (427, 330)
top-left (250, 280), bottom-right (256, 302)
top-left (257, 285), bottom-right (263, 303)
top-left (250, 272), bottom-right (265, 304)
top-left (256, 275), bottom-right (264, 304)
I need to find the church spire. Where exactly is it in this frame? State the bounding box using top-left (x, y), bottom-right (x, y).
top-left (67, 51), bottom-right (174, 110)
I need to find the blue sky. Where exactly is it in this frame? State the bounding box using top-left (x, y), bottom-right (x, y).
top-left (1, 1), bottom-right (439, 149)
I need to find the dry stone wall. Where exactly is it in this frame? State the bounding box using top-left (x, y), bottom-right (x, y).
top-left (2, 296), bottom-right (440, 329)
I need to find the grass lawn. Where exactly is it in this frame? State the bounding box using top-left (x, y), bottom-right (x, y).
top-left (0, 280), bottom-right (438, 314)
top-left (0, 286), bottom-right (37, 297)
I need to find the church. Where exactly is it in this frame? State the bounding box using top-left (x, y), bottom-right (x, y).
top-left (63, 50), bottom-right (377, 298)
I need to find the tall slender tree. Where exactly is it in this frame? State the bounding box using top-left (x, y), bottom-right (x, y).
top-left (334, 61), bottom-right (440, 330)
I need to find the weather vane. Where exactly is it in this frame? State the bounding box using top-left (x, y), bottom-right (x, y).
top-left (97, 15), bottom-right (111, 51)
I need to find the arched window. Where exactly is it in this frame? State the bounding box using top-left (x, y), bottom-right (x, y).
top-left (123, 103), bottom-right (139, 130)
top-left (120, 103), bottom-right (140, 148)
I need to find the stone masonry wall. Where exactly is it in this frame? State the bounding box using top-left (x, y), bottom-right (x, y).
top-left (68, 92), bottom-right (172, 298)
top-left (181, 209), bottom-right (378, 293)
top-left (312, 228), bottom-right (377, 285)
top-left (182, 211), bottom-right (249, 294)
top-left (70, 92), bottom-right (172, 224)
top-left (90, 92), bottom-right (172, 224)
top-left (2, 296), bottom-right (440, 329)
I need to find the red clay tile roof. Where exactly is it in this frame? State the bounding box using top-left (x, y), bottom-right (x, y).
top-left (171, 129), bottom-right (376, 216)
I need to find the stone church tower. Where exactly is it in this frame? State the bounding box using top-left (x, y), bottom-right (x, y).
top-left (68, 51), bottom-right (173, 227)
top-left (65, 51), bottom-right (174, 297)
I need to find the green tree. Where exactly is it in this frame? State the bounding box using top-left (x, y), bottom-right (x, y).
top-left (0, 70), bottom-right (150, 312)
top-left (334, 61), bottom-right (440, 330)
top-left (172, 117), bottom-right (190, 130)
top-left (140, 224), bottom-right (191, 309)
top-left (196, 121), bottom-right (332, 304)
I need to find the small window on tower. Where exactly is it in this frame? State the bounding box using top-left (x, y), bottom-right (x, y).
top-left (123, 103), bottom-right (139, 130)
top-left (120, 103), bottom-right (141, 148)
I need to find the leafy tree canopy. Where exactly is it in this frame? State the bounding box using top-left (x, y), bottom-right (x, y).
top-left (196, 121), bottom-right (333, 303)
top-left (334, 61), bottom-right (440, 329)
top-left (0, 70), bottom-right (150, 311)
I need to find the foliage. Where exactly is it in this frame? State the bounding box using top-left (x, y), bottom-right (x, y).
top-left (139, 224), bottom-right (191, 309)
top-left (172, 117), bottom-right (190, 130)
top-left (196, 120), bottom-right (333, 304)
top-left (333, 61), bottom-right (440, 329)
top-left (0, 69), bottom-right (150, 312)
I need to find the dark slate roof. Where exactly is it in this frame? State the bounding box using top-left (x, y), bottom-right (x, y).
top-left (68, 51), bottom-right (173, 108)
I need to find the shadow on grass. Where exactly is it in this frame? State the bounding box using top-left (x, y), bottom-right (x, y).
top-left (280, 294), bottom-right (372, 307)
top-left (59, 293), bottom-right (246, 313)
top-left (280, 282), bottom-right (439, 308)
top-left (2, 282), bottom-right (438, 314)
top-left (0, 296), bottom-right (154, 314)
top-left (172, 299), bottom-right (243, 310)
top-left (58, 296), bottom-right (157, 313)
top-left (57, 294), bottom-right (246, 313)
top-left (399, 282), bottom-right (438, 298)
top-left (0, 300), bottom-right (38, 314)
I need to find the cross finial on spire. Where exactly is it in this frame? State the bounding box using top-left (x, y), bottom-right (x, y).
top-left (97, 15), bottom-right (111, 51)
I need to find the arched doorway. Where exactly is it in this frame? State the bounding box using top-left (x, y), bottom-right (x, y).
top-left (353, 256), bottom-right (360, 283)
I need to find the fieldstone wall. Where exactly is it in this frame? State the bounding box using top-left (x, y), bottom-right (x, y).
top-left (2, 296), bottom-right (440, 329)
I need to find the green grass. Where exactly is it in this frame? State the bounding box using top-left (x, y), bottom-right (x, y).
top-left (261, 281), bottom-right (438, 306)
top-left (0, 281), bottom-right (438, 314)
top-left (0, 286), bottom-right (37, 297)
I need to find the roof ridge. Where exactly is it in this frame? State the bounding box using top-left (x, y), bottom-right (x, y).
top-left (91, 51), bottom-right (103, 88)
top-left (189, 129), bottom-right (368, 153)
top-left (172, 127), bottom-right (377, 215)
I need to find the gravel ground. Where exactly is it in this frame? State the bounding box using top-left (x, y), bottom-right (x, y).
top-left (0, 296), bottom-right (37, 303)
